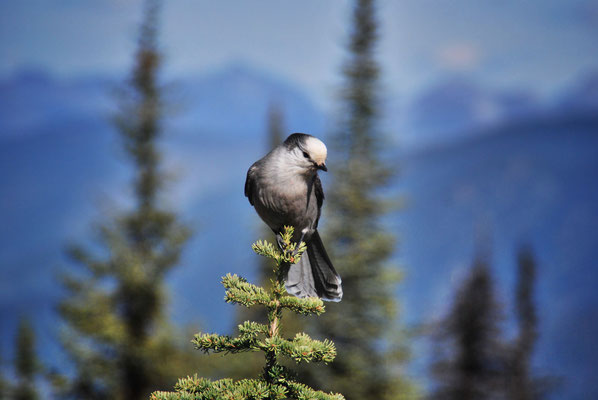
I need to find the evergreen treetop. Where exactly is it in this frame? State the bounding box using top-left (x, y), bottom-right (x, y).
top-left (151, 226), bottom-right (345, 400)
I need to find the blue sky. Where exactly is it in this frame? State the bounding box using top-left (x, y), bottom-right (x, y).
top-left (1, 0), bottom-right (597, 107)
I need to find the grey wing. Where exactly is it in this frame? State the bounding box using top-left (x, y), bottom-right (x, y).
top-left (244, 165), bottom-right (257, 205)
top-left (314, 174), bottom-right (325, 228)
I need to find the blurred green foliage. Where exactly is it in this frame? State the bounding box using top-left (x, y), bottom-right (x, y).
top-left (13, 318), bottom-right (40, 400)
top-left (55, 1), bottom-right (205, 399)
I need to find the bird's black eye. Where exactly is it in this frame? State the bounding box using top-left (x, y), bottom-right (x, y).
top-left (302, 151), bottom-right (310, 159)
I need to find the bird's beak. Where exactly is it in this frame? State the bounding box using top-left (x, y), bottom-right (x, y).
top-left (317, 163), bottom-right (328, 172)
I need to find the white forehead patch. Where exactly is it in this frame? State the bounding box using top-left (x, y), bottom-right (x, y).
top-left (304, 136), bottom-right (327, 165)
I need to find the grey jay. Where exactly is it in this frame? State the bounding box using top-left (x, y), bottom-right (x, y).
top-left (244, 133), bottom-right (342, 301)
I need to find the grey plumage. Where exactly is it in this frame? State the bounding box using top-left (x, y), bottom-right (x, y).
top-left (245, 133), bottom-right (342, 301)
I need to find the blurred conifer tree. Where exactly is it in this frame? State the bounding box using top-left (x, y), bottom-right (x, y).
top-left (0, 353), bottom-right (7, 400)
top-left (266, 103), bottom-right (285, 149)
top-left (56, 1), bottom-right (203, 399)
top-left (428, 258), bottom-right (506, 400)
top-left (300, 0), bottom-right (416, 398)
top-left (508, 246), bottom-right (539, 400)
top-left (248, 102), bottom-right (286, 319)
top-left (428, 247), bottom-right (555, 400)
top-left (226, 103), bottom-right (314, 381)
top-left (257, 102), bottom-right (285, 293)
top-left (507, 245), bottom-right (555, 400)
top-left (13, 318), bottom-right (39, 400)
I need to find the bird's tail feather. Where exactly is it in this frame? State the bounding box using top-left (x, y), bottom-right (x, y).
top-left (285, 230), bottom-right (343, 302)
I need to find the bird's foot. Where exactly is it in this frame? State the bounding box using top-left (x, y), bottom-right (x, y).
top-left (291, 231), bottom-right (307, 257)
top-left (276, 233), bottom-right (286, 250)
top-left (276, 230), bottom-right (306, 261)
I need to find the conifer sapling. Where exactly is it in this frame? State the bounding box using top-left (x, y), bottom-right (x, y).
top-left (151, 226), bottom-right (345, 400)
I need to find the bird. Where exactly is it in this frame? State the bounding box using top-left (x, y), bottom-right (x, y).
top-left (244, 133), bottom-right (342, 301)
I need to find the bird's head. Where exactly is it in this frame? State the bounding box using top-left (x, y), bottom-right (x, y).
top-left (283, 133), bottom-right (328, 173)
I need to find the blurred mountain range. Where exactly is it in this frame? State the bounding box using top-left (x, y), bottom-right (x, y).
top-left (1, 63), bottom-right (597, 399)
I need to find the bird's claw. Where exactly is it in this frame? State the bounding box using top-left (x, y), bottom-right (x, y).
top-left (276, 234), bottom-right (286, 250)
top-left (276, 231), bottom-right (306, 260)
top-left (290, 231), bottom-right (307, 258)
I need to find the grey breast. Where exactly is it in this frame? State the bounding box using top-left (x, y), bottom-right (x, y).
top-left (257, 163), bottom-right (315, 236)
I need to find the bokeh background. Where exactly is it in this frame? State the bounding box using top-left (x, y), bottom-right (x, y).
top-left (1, 1), bottom-right (597, 399)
